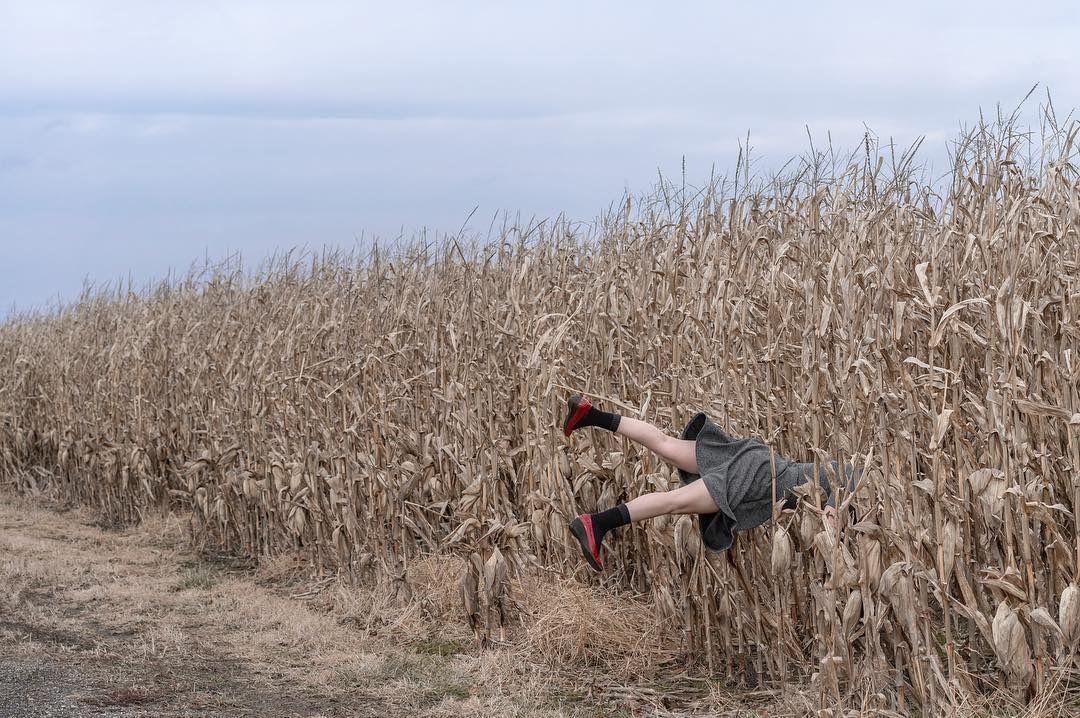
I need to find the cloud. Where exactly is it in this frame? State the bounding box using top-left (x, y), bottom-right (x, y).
top-left (3, 1), bottom-right (1077, 117)
top-left (2, 0), bottom-right (1079, 316)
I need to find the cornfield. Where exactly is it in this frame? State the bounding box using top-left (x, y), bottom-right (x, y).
top-left (3, 110), bottom-right (1080, 714)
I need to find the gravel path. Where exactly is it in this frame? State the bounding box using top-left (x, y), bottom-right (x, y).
top-left (0, 658), bottom-right (88, 718)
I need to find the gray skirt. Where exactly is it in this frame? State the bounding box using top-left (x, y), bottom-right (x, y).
top-left (676, 412), bottom-right (855, 552)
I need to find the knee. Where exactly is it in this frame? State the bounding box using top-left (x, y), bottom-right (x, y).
top-left (667, 487), bottom-right (691, 514)
top-left (668, 484), bottom-right (704, 514)
top-left (657, 435), bottom-right (680, 458)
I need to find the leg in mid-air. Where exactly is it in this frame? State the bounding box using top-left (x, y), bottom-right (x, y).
top-left (562, 394), bottom-right (699, 473)
top-left (561, 393), bottom-right (854, 571)
top-left (562, 394), bottom-right (718, 571)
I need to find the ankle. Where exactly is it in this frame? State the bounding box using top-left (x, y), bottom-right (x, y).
top-left (564, 394), bottom-right (622, 435)
top-left (590, 504), bottom-right (631, 539)
top-left (583, 405), bottom-right (621, 433)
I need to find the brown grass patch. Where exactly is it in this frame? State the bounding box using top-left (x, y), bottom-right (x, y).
top-left (80, 686), bottom-right (161, 708)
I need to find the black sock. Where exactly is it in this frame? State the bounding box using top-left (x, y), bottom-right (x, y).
top-left (580, 406), bottom-right (622, 433)
top-left (591, 504), bottom-right (631, 542)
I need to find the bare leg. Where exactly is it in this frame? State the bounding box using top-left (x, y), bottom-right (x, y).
top-left (624, 478), bottom-right (717, 522)
top-left (564, 397), bottom-right (714, 572)
top-left (570, 478), bottom-right (720, 571)
top-left (615, 417), bottom-right (699, 475)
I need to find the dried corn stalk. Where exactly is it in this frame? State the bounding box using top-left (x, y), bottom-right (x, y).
top-left (2, 112), bottom-right (1080, 713)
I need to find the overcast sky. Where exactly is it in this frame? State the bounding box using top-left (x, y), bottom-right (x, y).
top-left (2, 1), bottom-right (1078, 316)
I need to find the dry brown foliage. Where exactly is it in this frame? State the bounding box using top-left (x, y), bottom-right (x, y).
top-left (3, 108), bottom-right (1080, 714)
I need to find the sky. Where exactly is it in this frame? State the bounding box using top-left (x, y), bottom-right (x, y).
top-left (2, 1), bottom-right (1079, 316)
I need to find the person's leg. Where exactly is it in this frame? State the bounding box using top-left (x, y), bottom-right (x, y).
top-left (563, 395), bottom-right (698, 474)
top-left (615, 417), bottom-right (699, 475)
top-left (624, 478), bottom-right (717, 522)
top-left (569, 480), bottom-right (718, 571)
top-left (564, 394), bottom-right (714, 572)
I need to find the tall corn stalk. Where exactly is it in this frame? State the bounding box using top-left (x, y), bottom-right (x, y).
top-left (2, 113), bottom-right (1080, 713)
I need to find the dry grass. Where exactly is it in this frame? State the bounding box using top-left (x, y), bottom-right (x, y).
top-left (1, 491), bottom-right (658, 716)
top-left (520, 576), bottom-right (681, 675)
top-left (4, 105), bottom-right (1080, 714)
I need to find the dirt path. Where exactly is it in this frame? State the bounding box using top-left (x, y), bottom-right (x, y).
top-left (0, 494), bottom-right (387, 717)
top-left (0, 493), bottom-right (592, 718)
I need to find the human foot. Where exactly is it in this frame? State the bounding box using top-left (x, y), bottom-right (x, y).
top-left (562, 394), bottom-right (620, 436)
top-left (569, 513), bottom-right (605, 571)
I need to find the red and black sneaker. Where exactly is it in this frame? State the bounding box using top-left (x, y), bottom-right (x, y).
top-left (569, 513), bottom-right (604, 572)
top-left (563, 394), bottom-right (593, 437)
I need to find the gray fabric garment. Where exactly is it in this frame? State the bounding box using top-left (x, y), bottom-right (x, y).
top-left (676, 412), bottom-right (856, 552)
